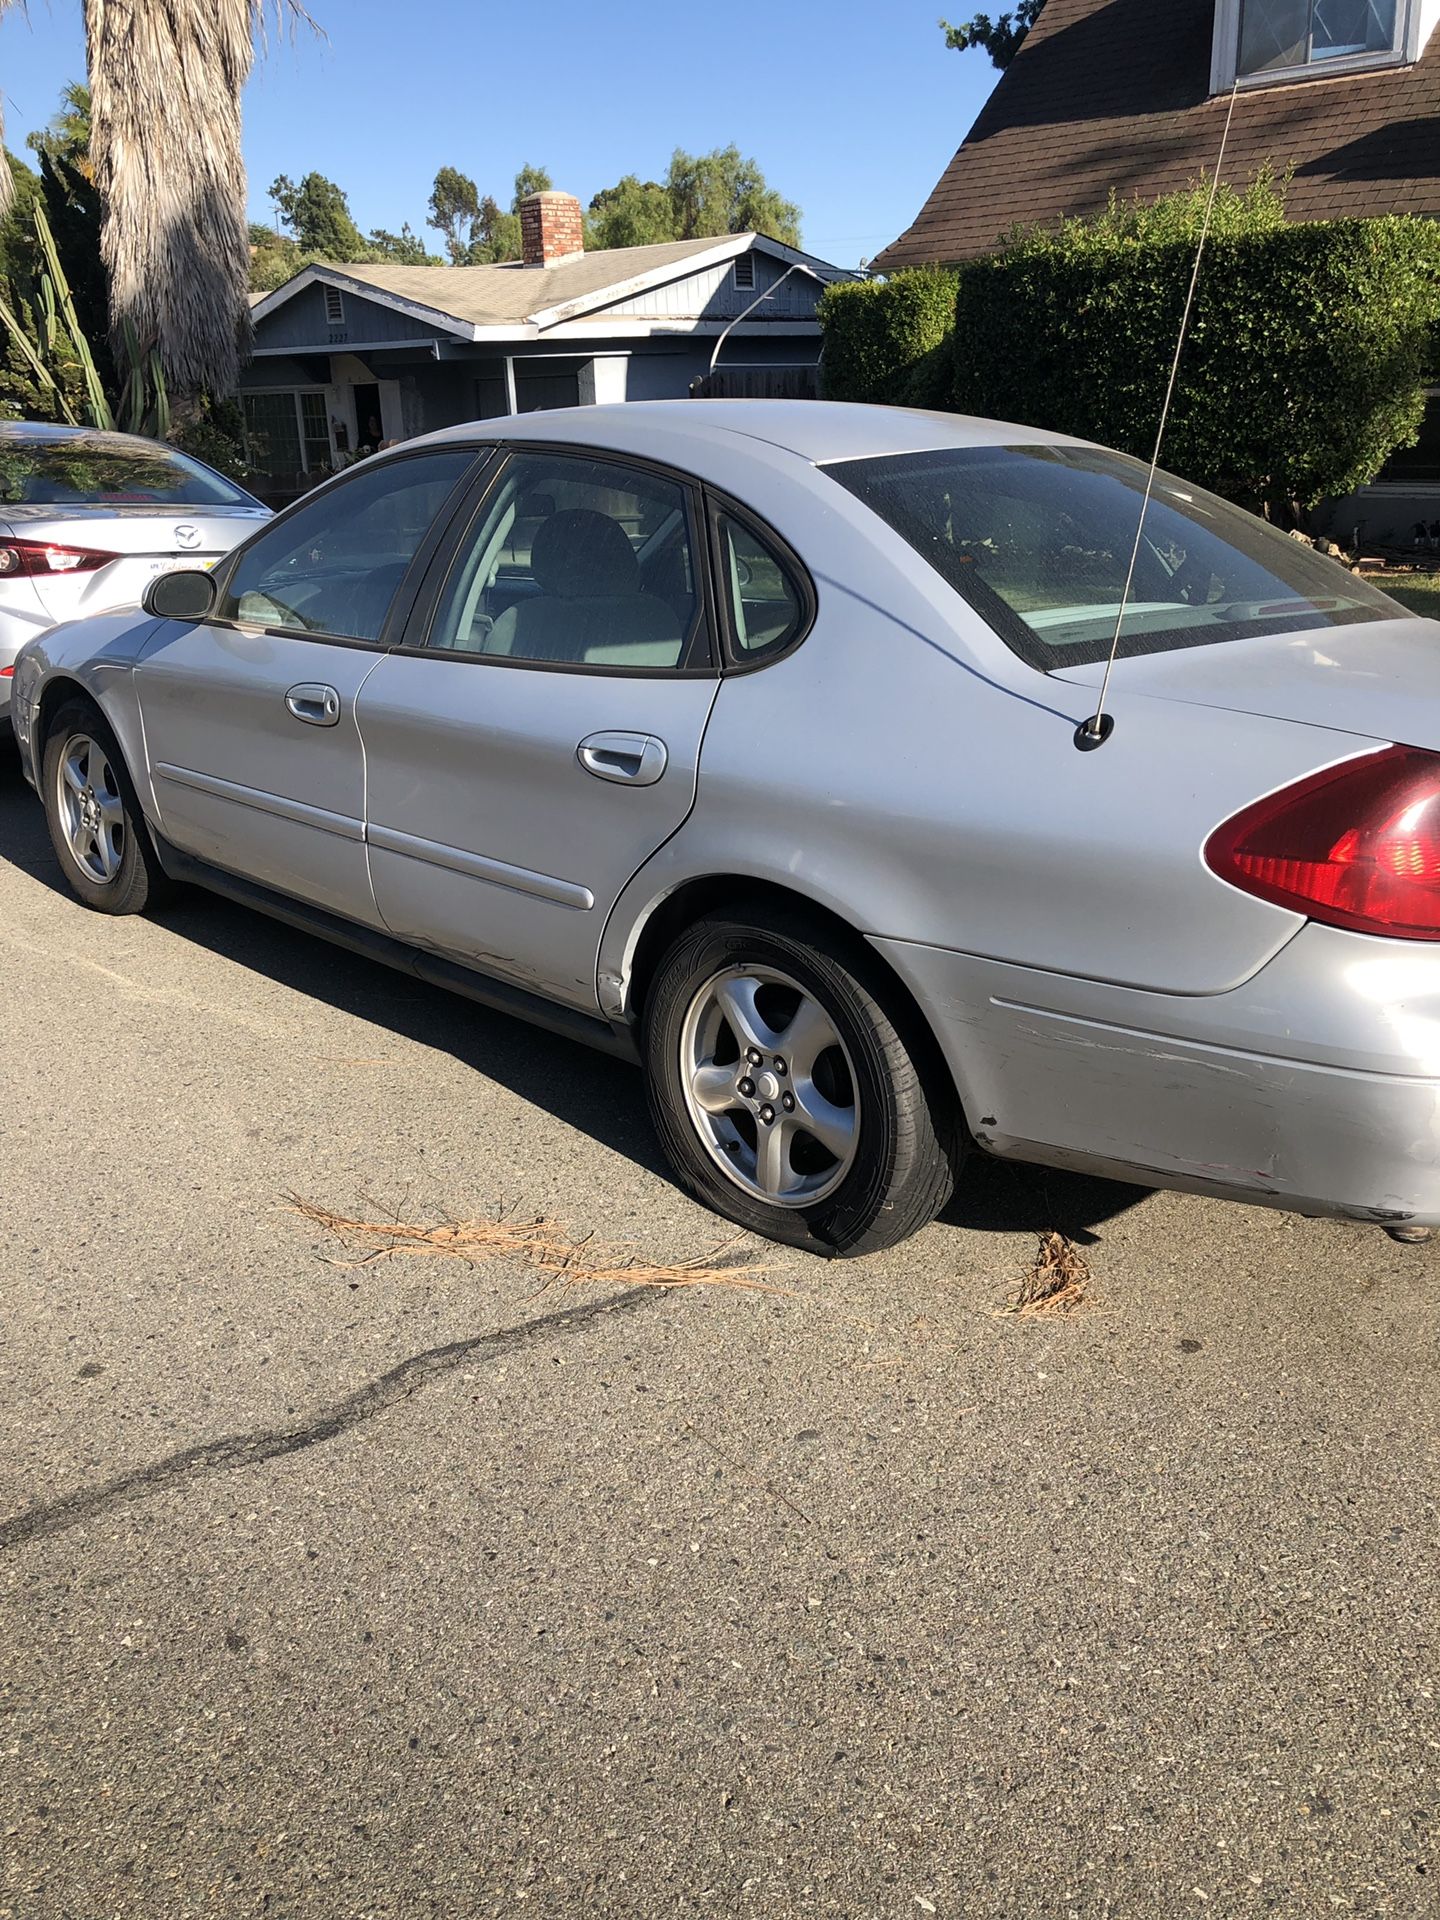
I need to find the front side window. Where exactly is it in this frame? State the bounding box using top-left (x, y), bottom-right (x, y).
top-left (1234, 0), bottom-right (1401, 77)
top-left (427, 450), bottom-right (702, 670)
top-left (826, 444), bottom-right (1405, 672)
top-left (0, 436), bottom-right (260, 508)
top-left (222, 449), bottom-right (473, 642)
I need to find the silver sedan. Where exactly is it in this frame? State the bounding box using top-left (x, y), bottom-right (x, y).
top-left (9, 401), bottom-right (1440, 1254)
top-left (0, 421), bottom-right (269, 742)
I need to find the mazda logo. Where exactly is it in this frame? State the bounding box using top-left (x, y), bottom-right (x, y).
top-left (173, 524), bottom-right (202, 550)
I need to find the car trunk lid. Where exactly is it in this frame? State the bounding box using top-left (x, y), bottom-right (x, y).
top-left (1049, 617), bottom-right (1440, 748)
top-left (0, 504), bottom-right (268, 620)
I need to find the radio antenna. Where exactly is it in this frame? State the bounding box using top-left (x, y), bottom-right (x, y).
top-left (1076, 80), bottom-right (1241, 751)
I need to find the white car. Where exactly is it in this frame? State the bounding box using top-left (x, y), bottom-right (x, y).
top-left (0, 420), bottom-right (269, 742)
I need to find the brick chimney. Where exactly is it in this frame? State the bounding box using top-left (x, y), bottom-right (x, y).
top-left (520, 191), bottom-right (585, 267)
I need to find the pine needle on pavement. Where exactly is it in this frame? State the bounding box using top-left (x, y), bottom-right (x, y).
top-left (1010, 1230), bottom-right (1093, 1316)
top-left (284, 1194), bottom-right (785, 1296)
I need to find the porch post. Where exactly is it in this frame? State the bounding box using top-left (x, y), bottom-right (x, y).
top-left (503, 356), bottom-right (518, 415)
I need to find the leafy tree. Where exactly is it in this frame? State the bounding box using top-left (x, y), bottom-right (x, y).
top-left (466, 195), bottom-right (519, 263)
top-left (588, 175), bottom-right (677, 251)
top-left (269, 171), bottom-right (366, 260)
top-left (512, 163), bottom-right (552, 204)
top-left (26, 81), bottom-right (93, 180)
top-left (940, 2), bottom-right (1046, 69)
top-left (587, 147), bottom-right (802, 252)
top-left (666, 145), bottom-right (800, 246)
top-left (427, 165), bottom-right (481, 264)
top-left (464, 171), bottom-right (553, 263)
top-left (368, 222), bottom-right (436, 264)
top-left (0, 151), bottom-right (43, 285)
top-left (247, 233), bottom-right (322, 291)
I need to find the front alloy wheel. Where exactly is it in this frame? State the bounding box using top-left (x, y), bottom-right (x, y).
top-left (42, 699), bottom-right (172, 915)
top-left (56, 731), bottom-right (126, 884)
top-left (644, 906), bottom-right (957, 1256)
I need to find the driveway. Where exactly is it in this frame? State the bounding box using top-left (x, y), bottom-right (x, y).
top-left (1, 750), bottom-right (1436, 1918)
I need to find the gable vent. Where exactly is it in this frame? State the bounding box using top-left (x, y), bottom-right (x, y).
top-left (323, 285), bottom-right (345, 325)
top-left (733, 254), bottom-right (756, 291)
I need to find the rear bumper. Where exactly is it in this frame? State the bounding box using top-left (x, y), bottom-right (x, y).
top-left (876, 924), bottom-right (1440, 1228)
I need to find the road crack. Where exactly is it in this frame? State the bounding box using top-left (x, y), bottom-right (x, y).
top-left (0, 1287), bottom-right (659, 1552)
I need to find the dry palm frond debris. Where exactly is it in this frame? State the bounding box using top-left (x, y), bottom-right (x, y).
top-left (284, 1194), bottom-right (784, 1297)
top-left (1009, 1230), bottom-right (1093, 1317)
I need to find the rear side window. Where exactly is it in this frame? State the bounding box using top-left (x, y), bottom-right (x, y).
top-left (222, 449), bottom-right (473, 643)
top-left (714, 509), bottom-right (807, 662)
top-left (426, 450), bottom-right (702, 670)
top-left (826, 444), bottom-right (1405, 671)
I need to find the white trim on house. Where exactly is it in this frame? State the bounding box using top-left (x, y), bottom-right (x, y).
top-left (250, 269), bottom-right (479, 339)
top-left (1210, 0), bottom-right (1439, 93)
top-left (524, 235), bottom-right (832, 329)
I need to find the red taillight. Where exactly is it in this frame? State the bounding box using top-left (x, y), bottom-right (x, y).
top-left (0, 537), bottom-right (115, 577)
top-left (1205, 745), bottom-right (1440, 939)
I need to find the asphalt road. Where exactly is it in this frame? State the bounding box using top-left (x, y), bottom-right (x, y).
top-left (1, 748), bottom-right (1437, 1919)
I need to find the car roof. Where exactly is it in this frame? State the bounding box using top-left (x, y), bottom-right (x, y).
top-left (412, 399), bottom-right (1085, 468)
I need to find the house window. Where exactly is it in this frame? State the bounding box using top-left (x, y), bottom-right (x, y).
top-left (242, 390), bottom-right (332, 478)
top-left (1215, 0), bottom-right (1415, 86)
top-left (323, 285), bottom-right (345, 325)
top-left (1377, 391), bottom-right (1440, 486)
top-left (733, 254), bottom-right (756, 291)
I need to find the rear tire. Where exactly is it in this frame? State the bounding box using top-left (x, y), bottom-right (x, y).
top-left (643, 905), bottom-right (957, 1256)
top-left (41, 699), bottom-right (173, 916)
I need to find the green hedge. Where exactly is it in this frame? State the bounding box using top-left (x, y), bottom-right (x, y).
top-left (818, 266), bottom-right (959, 409)
top-left (950, 201), bottom-right (1440, 513)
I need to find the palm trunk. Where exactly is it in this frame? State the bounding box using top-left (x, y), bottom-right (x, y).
top-left (84, 2), bottom-right (307, 408)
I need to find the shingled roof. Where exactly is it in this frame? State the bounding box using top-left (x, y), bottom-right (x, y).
top-left (876, 0), bottom-right (1440, 270)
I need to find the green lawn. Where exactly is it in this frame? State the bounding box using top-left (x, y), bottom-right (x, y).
top-left (1363, 571), bottom-right (1440, 618)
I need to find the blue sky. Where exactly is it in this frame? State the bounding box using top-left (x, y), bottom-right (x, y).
top-left (0, 1), bottom-right (998, 268)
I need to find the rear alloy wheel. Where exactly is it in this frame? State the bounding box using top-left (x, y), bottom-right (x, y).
top-left (42, 700), bottom-right (172, 915)
top-left (644, 908), bottom-right (957, 1255)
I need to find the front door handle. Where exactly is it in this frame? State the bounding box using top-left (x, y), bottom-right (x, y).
top-left (285, 682), bottom-right (341, 728)
top-left (577, 731), bottom-right (668, 787)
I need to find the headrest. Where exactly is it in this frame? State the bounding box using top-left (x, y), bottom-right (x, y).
top-left (530, 508), bottom-right (639, 600)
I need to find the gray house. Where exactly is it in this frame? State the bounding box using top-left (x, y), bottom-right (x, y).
top-left (241, 191), bottom-right (856, 497)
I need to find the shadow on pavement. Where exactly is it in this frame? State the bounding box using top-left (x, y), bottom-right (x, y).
top-left (0, 759), bottom-right (1146, 1243)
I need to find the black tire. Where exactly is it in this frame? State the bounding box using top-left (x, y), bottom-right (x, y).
top-left (41, 698), bottom-right (173, 915)
top-left (643, 904), bottom-right (958, 1256)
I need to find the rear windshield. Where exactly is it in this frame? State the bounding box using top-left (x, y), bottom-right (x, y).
top-left (0, 439), bottom-right (260, 509)
top-left (825, 444), bottom-right (1404, 670)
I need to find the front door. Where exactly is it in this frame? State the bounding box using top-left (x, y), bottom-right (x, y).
top-left (136, 446), bottom-right (478, 922)
top-left (358, 447), bottom-right (719, 1009)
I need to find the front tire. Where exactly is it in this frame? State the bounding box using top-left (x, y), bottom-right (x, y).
top-left (42, 700), bottom-right (172, 915)
top-left (643, 906), bottom-right (957, 1256)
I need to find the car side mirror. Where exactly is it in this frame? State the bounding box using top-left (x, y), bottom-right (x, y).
top-left (143, 568), bottom-right (218, 621)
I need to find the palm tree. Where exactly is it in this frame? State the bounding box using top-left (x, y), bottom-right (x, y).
top-left (82, 1), bottom-right (314, 408)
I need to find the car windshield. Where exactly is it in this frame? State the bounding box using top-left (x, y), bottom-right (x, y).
top-left (0, 438), bottom-right (259, 509)
top-left (825, 444), bottom-right (1405, 670)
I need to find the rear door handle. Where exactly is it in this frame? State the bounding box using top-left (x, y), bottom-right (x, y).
top-left (285, 682), bottom-right (341, 727)
top-left (577, 731), bottom-right (668, 787)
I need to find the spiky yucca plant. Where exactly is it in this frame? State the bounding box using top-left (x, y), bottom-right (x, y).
top-left (0, 196), bottom-right (168, 435)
